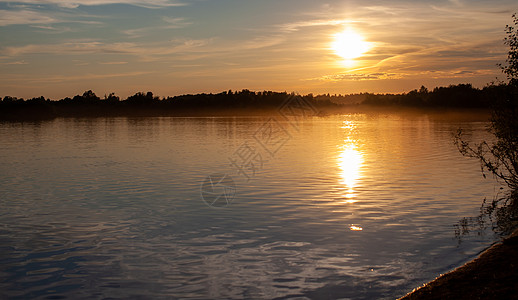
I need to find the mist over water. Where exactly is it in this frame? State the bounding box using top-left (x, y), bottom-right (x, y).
top-left (0, 113), bottom-right (500, 299)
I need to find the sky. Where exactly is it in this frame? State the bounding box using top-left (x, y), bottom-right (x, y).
top-left (1, 0), bottom-right (517, 99)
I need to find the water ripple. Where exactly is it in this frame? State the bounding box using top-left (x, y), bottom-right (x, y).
top-left (0, 115), bottom-right (500, 299)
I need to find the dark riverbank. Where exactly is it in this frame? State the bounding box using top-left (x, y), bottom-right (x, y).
top-left (400, 228), bottom-right (518, 300)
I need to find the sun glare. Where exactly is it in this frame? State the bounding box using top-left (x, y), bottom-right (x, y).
top-left (338, 142), bottom-right (363, 200)
top-left (332, 28), bottom-right (370, 60)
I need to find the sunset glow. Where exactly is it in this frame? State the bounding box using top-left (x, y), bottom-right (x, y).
top-left (0, 1), bottom-right (513, 98)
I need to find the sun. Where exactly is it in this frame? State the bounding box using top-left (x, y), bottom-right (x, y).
top-left (332, 29), bottom-right (370, 60)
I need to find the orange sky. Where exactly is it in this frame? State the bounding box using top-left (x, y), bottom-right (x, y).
top-left (1, 0), bottom-right (517, 99)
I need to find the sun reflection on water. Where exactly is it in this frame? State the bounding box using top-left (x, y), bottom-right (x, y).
top-left (350, 225), bottom-right (363, 231)
top-left (337, 121), bottom-right (364, 202)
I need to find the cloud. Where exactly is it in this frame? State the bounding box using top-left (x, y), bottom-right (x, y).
top-left (29, 24), bottom-right (75, 33)
top-left (23, 71), bottom-right (153, 83)
top-left (122, 17), bottom-right (192, 38)
top-left (315, 73), bottom-right (399, 81)
top-left (162, 17), bottom-right (192, 28)
top-left (121, 28), bottom-right (147, 38)
top-left (2, 60), bottom-right (28, 65)
top-left (2, 41), bottom-right (136, 56)
top-left (99, 61), bottom-right (128, 65)
top-left (0, 0), bottom-right (186, 9)
top-left (1, 38), bottom-right (214, 62)
top-left (241, 35), bottom-right (285, 50)
top-left (0, 9), bottom-right (57, 26)
top-left (0, 8), bottom-right (104, 26)
top-left (278, 19), bottom-right (349, 33)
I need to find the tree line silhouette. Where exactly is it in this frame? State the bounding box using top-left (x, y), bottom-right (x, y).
top-left (359, 83), bottom-right (514, 108)
top-left (0, 89), bottom-right (335, 120)
top-left (0, 83), bottom-right (512, 120)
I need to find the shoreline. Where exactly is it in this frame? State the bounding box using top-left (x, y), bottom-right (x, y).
top-left (399, 228), bottom-right (518, 299)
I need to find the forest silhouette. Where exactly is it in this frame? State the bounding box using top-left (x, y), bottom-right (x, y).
top-left (0, 83), bottom-right (511, 120)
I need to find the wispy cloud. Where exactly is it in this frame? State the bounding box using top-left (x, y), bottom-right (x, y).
top-left (2, 60), bottom-right (29, 65)
top-left (0, 8), bottom-right (104, 26)
top-left (121, 28), bottom-right (147, 38)
top-left (314, 72), bottom-right (399, 82)
top-left (99, 61), bottom-right (128, 65)
top-left (162, 16), bottom-right (192, 28)
top-left (122, 17), bottom-right (192, 38)
top-left (0, 9), bottom-right (57, 26)
top-left (39, 71), bottom-right (153, 83)
top-left (0, 0), bottom-right (186, 9)
top-left (1, 38), bottom-right (214, 62)
top-left (0, 71), bottom-right (153, 84)
top-left (240, 35), bottom-right (285, 50)
top-left (2, 41), bottom-right (135, 56)
top-left (278, 19), bottom-right (350, 33)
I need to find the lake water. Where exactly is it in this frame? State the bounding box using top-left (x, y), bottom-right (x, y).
top-left (0, 113), bottom-right (501, 299)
